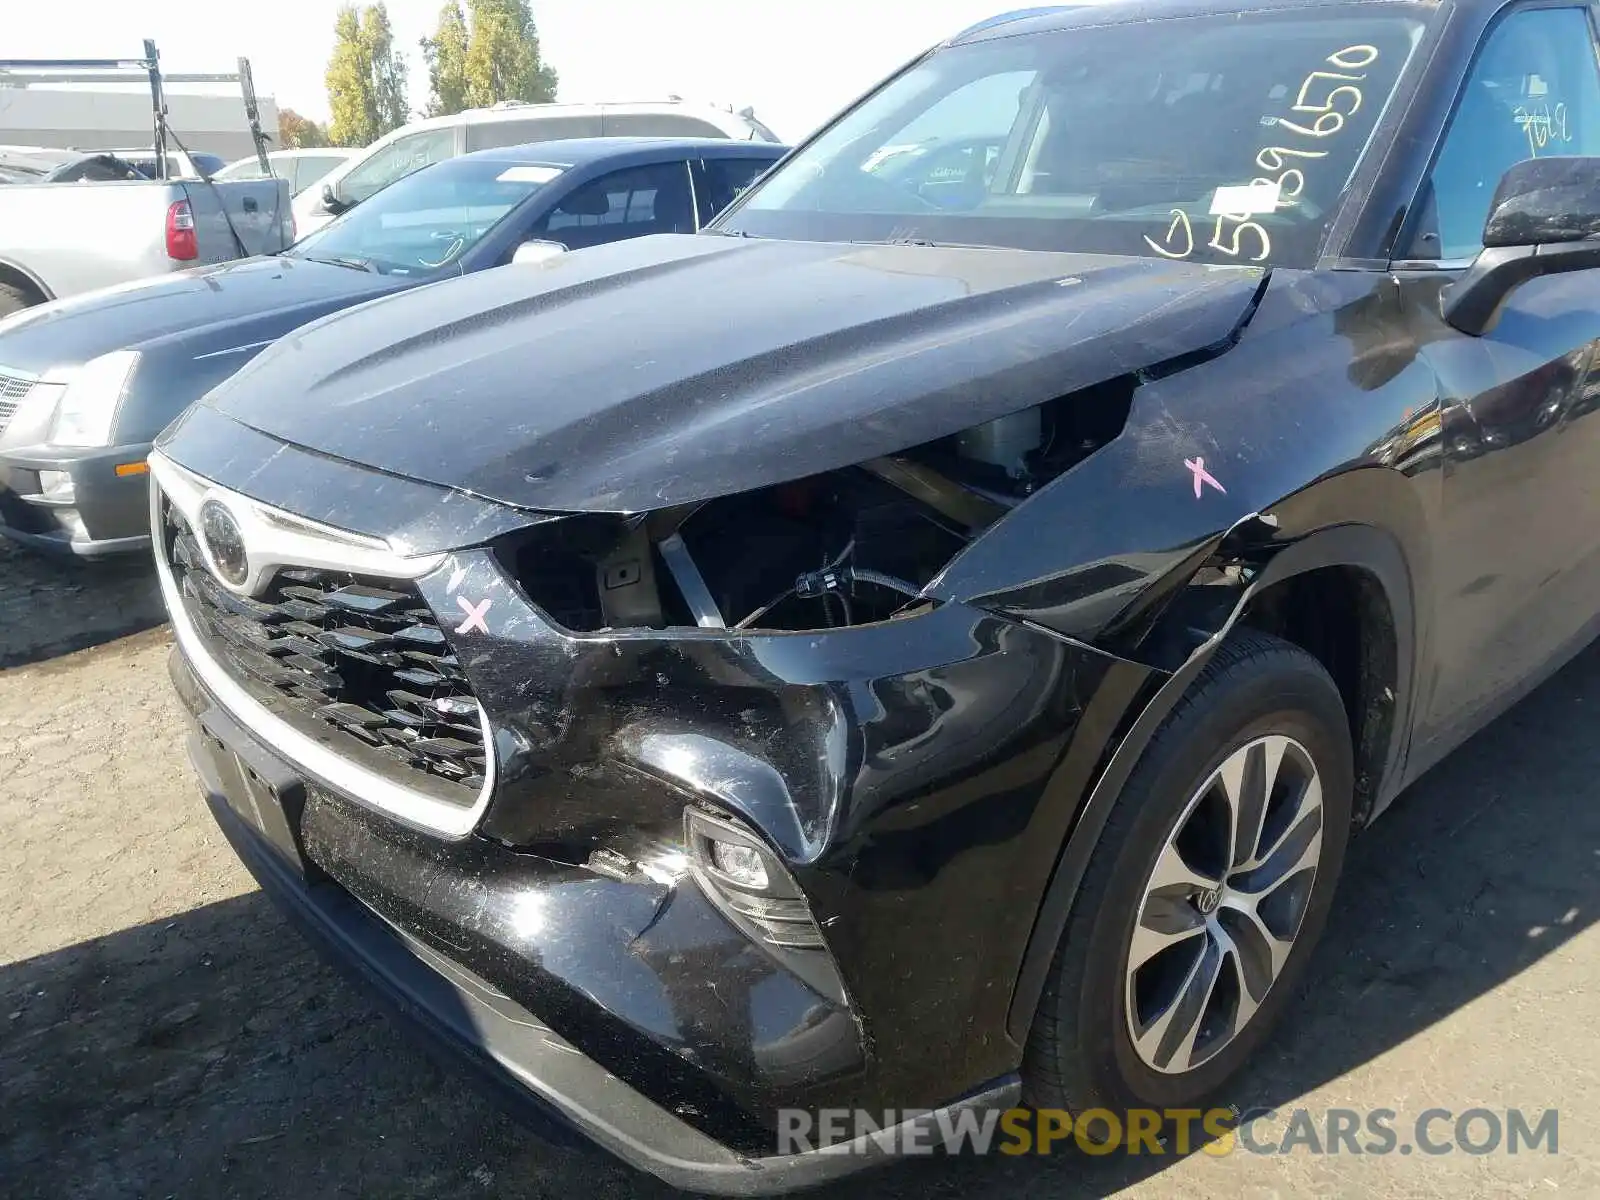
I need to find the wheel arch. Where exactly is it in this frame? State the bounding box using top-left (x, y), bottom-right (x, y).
top-left (1004, 520), bottom-right (1418, 1043)
top-left (0, 257), bottom-right (53, 308)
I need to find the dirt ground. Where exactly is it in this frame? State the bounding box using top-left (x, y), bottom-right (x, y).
top-left (2, 536), bottom-right (1598, 1199)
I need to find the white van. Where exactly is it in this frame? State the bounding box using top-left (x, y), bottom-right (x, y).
top-left (293, 99), bottom-right (781, 237)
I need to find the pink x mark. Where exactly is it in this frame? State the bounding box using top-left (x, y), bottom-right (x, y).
top-left (1185, 456), bottom-right (1226, 498)
top-left (455, 595), bottom-right (492, 635)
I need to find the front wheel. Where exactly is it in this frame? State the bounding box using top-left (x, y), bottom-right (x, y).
top-left (1024, 629), bottom-right (1353, 1116)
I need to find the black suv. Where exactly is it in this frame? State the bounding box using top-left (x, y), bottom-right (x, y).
top-left (155, 0), bottom-right (1600, 1190)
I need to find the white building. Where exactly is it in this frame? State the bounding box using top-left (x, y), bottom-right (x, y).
top-left (0, 86), bottom-right (277, 160)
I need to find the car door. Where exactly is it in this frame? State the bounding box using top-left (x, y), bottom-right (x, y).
top-left (1402, 3), bottom-right (1600, 745)
top-left (528, 161), bottom-right (698, 251)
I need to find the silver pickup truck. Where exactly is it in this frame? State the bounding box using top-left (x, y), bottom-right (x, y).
top-left (0, 174), bottom-right (294, 317)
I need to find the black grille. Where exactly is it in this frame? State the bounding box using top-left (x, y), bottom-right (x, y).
top-left (163, 498), bottom-right (487, 806)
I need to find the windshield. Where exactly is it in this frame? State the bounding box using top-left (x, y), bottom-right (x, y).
top-left (286, 157), bottom-right (565, 275)
top-left (719, 6), bottom-right (1427, 267)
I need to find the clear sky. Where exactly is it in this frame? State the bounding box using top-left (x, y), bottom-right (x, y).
top-left (9, 0), bottom-right (1015, 143)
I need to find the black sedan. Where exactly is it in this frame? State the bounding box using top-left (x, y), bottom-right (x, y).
top-left (151, 0), bottom-right (1600, 1190)
top-left (0, 137), bottom-right (784, 556)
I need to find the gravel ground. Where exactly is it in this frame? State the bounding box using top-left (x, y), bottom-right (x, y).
top-left (2, 536), bottom-right (1597, 1199)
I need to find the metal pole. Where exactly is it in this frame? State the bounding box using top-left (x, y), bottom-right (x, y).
top-left (237, 57), bottom-right (271, 173)
top-left (143, 38), bottom-right (169, 180)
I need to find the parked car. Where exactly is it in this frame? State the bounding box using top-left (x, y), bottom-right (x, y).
top-left (0, 168), bottom-right (292, 320)
top-left (0, 138), bottom-right (784, 557)
top-left (295, 98), bottom-right (782, 237)
top-left (214, 147), bottom-right (359, 196)
top-left (105, 148), bottom-right (230, 179)
top-left (150, 0), bottom-right (1600, 1190)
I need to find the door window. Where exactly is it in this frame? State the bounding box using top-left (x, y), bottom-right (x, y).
top-left (534, 162), bottom-right (697, 248)
top-left (1420, 7), bottom-right (1600, 260)
top-left (696, 157), bottom-right (772, 223)
top-left (341, 128), bottom-right (458, 204)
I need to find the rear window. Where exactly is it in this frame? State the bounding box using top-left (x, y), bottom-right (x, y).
top-left (601, 113), bottom-right (731, 138)
top-left (465, 116), bottom-right (601, 152)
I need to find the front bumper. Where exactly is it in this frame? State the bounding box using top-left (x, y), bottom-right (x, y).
top-left (173, 647), bottom-right (1019, 1193)
top-left (0, 443), bottom-right (153, 556)
top-left (150, 442), bottom-right (1155, 1189)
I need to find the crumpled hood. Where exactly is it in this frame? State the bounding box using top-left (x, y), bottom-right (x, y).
top-left (197, 235), bottom-right (1265, 514)
top-left (0, 255), bottom-right (403, 374)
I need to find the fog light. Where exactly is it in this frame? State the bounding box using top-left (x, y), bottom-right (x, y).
top-left (685, 806), bottom-right (847, 1005)
top-left (38, 470), bottom-right (75, 503)
top-left (710, 840), bottom-right (769, 889)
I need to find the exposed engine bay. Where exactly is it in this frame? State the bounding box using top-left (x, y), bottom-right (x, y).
top-left (499, 378), bottom-right (1133, 633)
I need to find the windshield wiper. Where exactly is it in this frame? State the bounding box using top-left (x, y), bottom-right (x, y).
top-left (304, 254), bottom-right (378, 273)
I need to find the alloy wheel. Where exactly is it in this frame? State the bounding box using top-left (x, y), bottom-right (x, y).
top-left (1123, 734), bottom-right (1324, 1075)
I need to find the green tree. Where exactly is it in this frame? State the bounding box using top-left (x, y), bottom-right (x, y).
top-left (278, 108), bottom-right (330, 149)
top-left (462, 0), bottom-right (559, 109)
top-left (364, 4), bottom-right (410, 135)
top-left (324, 2), bottom-right (411, 146)
top-left (420, 2), bottom-right (470, 118)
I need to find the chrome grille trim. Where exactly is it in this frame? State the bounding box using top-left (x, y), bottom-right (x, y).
top-left (150, 449), bottom-right (497, 839)
top-left (0, 369), bottom-right (36, 435)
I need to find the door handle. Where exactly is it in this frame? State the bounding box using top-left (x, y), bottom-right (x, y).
top-left (242, 197), bottom-right (259, 213)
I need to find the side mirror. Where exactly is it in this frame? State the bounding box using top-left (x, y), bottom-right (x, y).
top-left (1443, 156), bottom-right (1600, 336)
top-left (511, 239), bottom-right (568, 265)
top-left (320, 182), bottom-right (349, 214)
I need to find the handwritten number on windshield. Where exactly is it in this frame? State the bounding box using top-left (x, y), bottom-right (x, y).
top-left (1145, 208), bottom-right (1269, 263)
top-left (1144, 209), bottom-right (1196, 259)
top-left (1147, 43), bottom-right (1381, 257)
top-left (1254, 168), bottom-right (1306, 203)
top-left (1256, 146), bottom-right (1327, 172)
top-left (1293, 72), bottom-right (1365, 117)
top-left (1326, 44), bottom-right (1380, 70)
top-left (1209, 214), bottom-right (1271, 261)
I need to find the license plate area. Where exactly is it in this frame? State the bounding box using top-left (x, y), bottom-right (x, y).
top-left (198, 706), bottom-right (315, 878)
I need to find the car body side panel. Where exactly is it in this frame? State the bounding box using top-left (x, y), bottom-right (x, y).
top-left (1407, 268), bottom-right (1600, 752)
top-left (928, 270), bottom-right (1445, 650)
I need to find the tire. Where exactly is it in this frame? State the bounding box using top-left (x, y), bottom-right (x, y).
top-left (0, 282), bottom-right (37, 319)
top-left (1023, 629), bottom-right (1353, 1118)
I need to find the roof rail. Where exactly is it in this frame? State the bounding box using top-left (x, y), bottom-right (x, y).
top-left (952, 6), bottom-right (1075, 40)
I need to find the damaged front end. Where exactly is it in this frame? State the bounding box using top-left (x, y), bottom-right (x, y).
top-left (149, 238), bottom-right (1276, 1183)
top-left (149, 379), bottom-right (1161, 1165)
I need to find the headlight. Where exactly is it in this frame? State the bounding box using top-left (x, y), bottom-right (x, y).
top-left (48, 350), bottom-right (140, 447)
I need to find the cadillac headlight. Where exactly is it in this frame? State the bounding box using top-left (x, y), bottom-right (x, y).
top-left (48, 350), bottom-right (140, 447)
